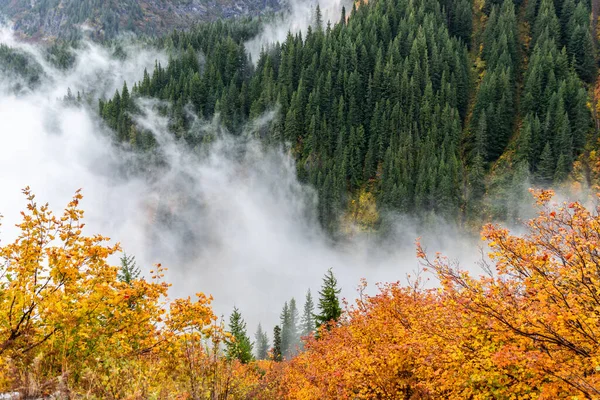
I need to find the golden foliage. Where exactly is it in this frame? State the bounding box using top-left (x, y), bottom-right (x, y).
top-left (341, 189), bottom-right (379, 235)
top-left (254, 190), bottom-right (600, 399)
top-left (6, 188), bottom-right (600, 399)
top-left (0, 188), bottom-right (249, 399)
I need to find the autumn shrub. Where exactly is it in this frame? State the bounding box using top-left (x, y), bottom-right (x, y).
top-left (0, 189), bottom-right (244, 399)
top-left (4, 188), bottom-right (600, 399)
top-left (255, 190), bottom-right (600, 399)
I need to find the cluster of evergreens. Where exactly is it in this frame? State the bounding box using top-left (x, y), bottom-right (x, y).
top-left (516, 0), bottom-right (592, 182)
top-left (96, 0), bottom-right (596, 230)
top-left (99, 20), bottom-right (260, 150)
top-left (0, 44), bottom-right (45, 90)
top-left (226, 269), bottom-right (341, 363)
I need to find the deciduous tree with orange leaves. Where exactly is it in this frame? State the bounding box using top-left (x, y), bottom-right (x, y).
top-left (422, 189), bottom-right (600, 398)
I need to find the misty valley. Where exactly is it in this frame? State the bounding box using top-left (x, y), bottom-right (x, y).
top-left (1, 0), bottom-right (600, 397)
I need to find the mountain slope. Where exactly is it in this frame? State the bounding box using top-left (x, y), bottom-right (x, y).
top-left (0, 0), bottom-right (281, 40)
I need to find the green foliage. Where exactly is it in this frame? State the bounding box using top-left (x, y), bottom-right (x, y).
top-left (300, 289), bottom-right (315, 339)
top-left (117, 253), bottom-right (141, 285)
top-left (0, 44), bottom-right (44, 91)
top-left (516, 0), bottom-right (591, 182)
top-left (471, 0), bottom-right (518, 164)
top-left (272, 325), bottom-right (282, 362)
top-left (99, 0), bottom-right (471, 229)
top-left (315, 269), bottom-right (342, 330)
top-left (95, 0), bottom-right (595, 230)
top-left (279, 299), bottom-right (300, 357)
top-left (226, 307), bottom-right (254, 364)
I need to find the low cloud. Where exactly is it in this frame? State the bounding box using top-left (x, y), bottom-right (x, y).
top-left (0, 27), bottom-right (494, 335)
top-left (245, 0), bottom-right (352, 62)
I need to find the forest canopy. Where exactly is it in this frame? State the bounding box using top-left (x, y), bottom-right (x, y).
top-left (96, 0), bottom-right (596, 233)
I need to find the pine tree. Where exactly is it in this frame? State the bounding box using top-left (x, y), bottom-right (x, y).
top-left (314, 4), bottom-right (323, 31)
top-left (537, 142), bottom-right (555, 185)
top-left (554, 153), bottom-right (570, 182)
top-left (121, 81), bottom-right (130, 111)
top-left (118, 253), bottom-right (140, 285)
top-left (468, 154), bottom-right (486, 213)
top-left (568, 25), bottom-right (595, 83)
top-left (280, 302), bottom-right (291, 356)
top-left (315, 268), bottom-right (342, 330)
top-left (272, 325), bottom-right (282, 362)
top-left (226, 307), bottom-right (254, 364)
top-left (301, 289), bottom-right (315, 338)
top-left (254, 323), bottom-right (269, 360)
top-left (288, 298), bottom-right (300, 356)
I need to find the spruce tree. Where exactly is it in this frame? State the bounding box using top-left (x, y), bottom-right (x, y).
top-left (314, 4), bottom-right (323, 30)
top-left (288, 298), bottom-right (300, 356)
top-left (254, 323), bottom-right (269, 360)
top-left (537, 142), bottom-right (555, 185)
top-left (301, 289), bottom-right (315, 338)
top-left (315, 268), bottom-right (342, 330)
top-left (272, 325), bottom-right (283, 362)
top-left (554, 153), bottom-right (570, 182)
top-left (118, 253), bottom-right (140, 285)
top-left (280, 302), bottom-right (291, 356)
top-left (226, 307), bottom-right (254, 364)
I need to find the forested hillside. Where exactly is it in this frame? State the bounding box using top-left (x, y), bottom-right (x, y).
top-left (0, 0), bottom-right (280, 40)
top-left (3, 0), bottom-right (600, 396)
top-left (97, 0), bottom-right (597, 232)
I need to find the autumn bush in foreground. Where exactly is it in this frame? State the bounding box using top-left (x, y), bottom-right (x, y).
top-left (256, 190), bottom-right (600, 399)
top-left (3, 188), bottom-right (600, 399)
top-left (0, 189), bottom-right (259, 399)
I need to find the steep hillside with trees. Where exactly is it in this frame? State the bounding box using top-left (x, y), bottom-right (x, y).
top-left (0, 0), bottom-right (281, 40)
top-left (94, 0), bottom-right (597, 231)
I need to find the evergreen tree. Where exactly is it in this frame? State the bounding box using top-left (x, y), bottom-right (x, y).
top-left (272, 325), bottom-right (282, 362)
top-left (280, 301), bottom-right (291, 356)
top-left (301, 289), bottom-right (315, 338)
top-left (117, 253), bottom-right (140, 285)
top-left (97, 0), bottom-right (472, 228)
top-left (93, 0), bottom-right (594, 229)
top-left (226, 307), bottom-right (254, 364)
top-left (315, 268), bottom-right (342, 330)
top-left (287, 298), bottom-right (300, 356)
top-left (314, 4), bottom-right (323, 30)
top-left (254, 323), bottom-right (269, 360)
top-left (537, 142), bottom-right (555, 185)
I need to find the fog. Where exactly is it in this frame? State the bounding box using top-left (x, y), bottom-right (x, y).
top-left (0, 27), bottom-right (487, 336)
top-left (245, 0), bottom-right (353, 62)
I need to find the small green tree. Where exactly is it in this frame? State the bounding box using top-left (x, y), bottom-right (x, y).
top-left (255, 323), bottom-right (269, 360)
top-left (280, 301), bottom-right (290, 356)
top-left (117, 253), bottom-right (140, 285)
top-left (301, 289), bottom-right (315, 338)
top-left (226, 307), bottom-right (254, 363)
top-left (287, 298), bottom-right (300, 356)
top-left (272, 325), bottom-right (283, 361)
top-left (315, 268), bottom-right (342, 331)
